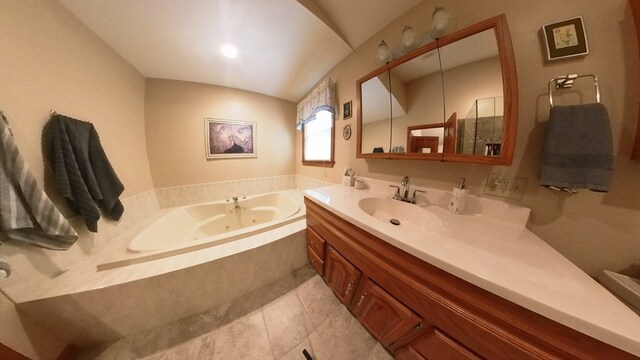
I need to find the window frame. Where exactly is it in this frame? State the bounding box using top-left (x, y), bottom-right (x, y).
top-left (301, 112), bottom-right (335, 167)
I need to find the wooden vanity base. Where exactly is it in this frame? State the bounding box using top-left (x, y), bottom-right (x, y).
top-left (304, 198), bottom-right (638, 360)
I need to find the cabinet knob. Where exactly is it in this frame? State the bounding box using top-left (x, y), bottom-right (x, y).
top-left (388, 341), bottom-right (396, 348)
top-left (413, 321), bottom-right (423, 331)
top-left (346, 282), bottom-right (353, 295)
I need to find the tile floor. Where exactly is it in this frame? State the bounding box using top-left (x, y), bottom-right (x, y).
top-left (78, 265), bottom-right (393, 360)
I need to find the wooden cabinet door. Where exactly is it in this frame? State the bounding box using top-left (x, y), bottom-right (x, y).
top-left (324, 246), bottom-right (361, 306)
top-left (351, 277), bottom-right (422, 351)
top-left (407, 328), bottom-right (481, 360)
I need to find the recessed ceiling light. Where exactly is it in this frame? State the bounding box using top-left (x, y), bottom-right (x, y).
top-left (221, 44), bottom-right (238, 58)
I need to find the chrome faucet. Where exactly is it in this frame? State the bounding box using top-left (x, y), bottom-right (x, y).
top-left (390, 176), bottom-right (426, 204)
top-left (232, 196), bottom-right (241, 211)
top-left (401, 176), bottom-right (410, 200)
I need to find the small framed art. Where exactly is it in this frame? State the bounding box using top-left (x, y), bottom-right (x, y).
top-left (343, 101), bottom-right (352, 120)
top-left (205, 118), bottom-right (256, 159)
top-left (343, 124), bottom-right (352, 140)
top-left (541, 16), bottom-right (589, 61)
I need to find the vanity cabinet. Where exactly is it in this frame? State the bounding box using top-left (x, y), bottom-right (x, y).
top-left (304, 198), bottom-right (638, 360)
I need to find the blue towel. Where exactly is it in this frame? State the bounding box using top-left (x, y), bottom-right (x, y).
top-left (540, 103), bottom-right (613, 192)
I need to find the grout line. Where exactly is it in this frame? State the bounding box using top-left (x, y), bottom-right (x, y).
top-left (259, 309), bottom-right (279, 360)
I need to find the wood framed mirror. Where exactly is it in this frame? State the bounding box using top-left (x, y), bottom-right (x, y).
top-left (356, 14), bottom-right (518, 165)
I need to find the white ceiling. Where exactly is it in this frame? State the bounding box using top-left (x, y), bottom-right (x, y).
top-left (59, 0), bottom-right (422, 102)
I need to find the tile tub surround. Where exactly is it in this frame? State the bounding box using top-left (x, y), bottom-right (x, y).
top-left (154, 174), bottom-right (333, 209)
top-left (0, 175), bottom-right (334, 303)
top-left (15, 230), bottom-right (308, 347)
top-left (304, 183), bottom-right (640, 357)
top-left (78, 265), bottom-right (393, 360)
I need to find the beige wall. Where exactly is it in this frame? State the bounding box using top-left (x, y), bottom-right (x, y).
top-left (0, 0), bottom-right (154, 197)
top-left (145, 79), bottom-right (296, 188)
top-left (0, 0), bottom-right (155, 357)
top-left (297, 0), bottom-right (640, 277)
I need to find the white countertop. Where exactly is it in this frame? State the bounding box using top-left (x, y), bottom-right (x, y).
top-left (303, 182), bottom-right (640, 357)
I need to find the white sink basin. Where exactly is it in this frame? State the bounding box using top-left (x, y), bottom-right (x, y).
top-left (357, 197), bottom-right (442, 232)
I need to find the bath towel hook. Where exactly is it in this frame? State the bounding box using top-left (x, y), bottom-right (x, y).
top-left (548, 73), bottom-right (600, 107)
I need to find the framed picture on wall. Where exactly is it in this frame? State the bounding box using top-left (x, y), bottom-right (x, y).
top-left (541, 16), bottom-right (589, 61)
top-left (205, 118), bottom-right (257, 159)
top-left (343, 101), bottom-right (352, 119)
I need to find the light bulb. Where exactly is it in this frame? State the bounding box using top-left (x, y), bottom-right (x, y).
top-left (430, 7), bottom-right (455, 39)
top-left (401, 25), bottom-right (418, 52)
top-left (375, 40), bottom-right (392, 64)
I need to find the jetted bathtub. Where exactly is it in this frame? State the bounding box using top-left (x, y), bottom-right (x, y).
top-left (128, 191), bottom-right (300, 252)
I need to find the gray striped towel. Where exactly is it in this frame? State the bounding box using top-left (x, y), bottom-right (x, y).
top-left (0, 111), bottom-right (78, 250)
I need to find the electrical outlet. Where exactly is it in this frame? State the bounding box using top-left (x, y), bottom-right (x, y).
top-left (509, 177), bottom-right (528, 200)
top-left (484, 173), bottom-right (527, 200)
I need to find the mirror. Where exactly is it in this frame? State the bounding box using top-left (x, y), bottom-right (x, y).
top-left (356, 14), bottom-right (517, 164)
top-left (439, 29), bottom-right (504, 156)
top-left (390, 47), bottom-right (444, 157)
top-left (360, 69), bottom-right (392, 154)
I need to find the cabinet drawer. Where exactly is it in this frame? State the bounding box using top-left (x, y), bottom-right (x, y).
top-left (306, 227), bottom-right (325, 259)
top-left (410, 328), bottom-right (481, 360)
top-left (307, 246), bottom-right (324, 276)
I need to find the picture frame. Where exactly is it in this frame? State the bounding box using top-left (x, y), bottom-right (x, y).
top-left (343, 124), bottom-right (352, 140)
top-left (343, 100), bottom-right (352, 120)
top-left (204, 118), bottom-right (256, 159)
top-left (541, 16), bottom-right (589, 61)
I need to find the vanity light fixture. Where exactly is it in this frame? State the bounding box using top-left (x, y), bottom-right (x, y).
top-left (430, 7), bottom-right (456, 39)
top-left (375, 40), bottom-right (393, 65)
top-left (401, 25), bottom-right (419, 53)
top-left (221, 44), bottom-right (238, 58)
top-left (374, 7), bottom-right (456, 63)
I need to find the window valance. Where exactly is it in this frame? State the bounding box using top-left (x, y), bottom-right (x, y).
top-left (296, 78), bottom-right (336, 130)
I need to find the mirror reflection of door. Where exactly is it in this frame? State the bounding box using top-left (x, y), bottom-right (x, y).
top-left (407, 123), bottom-right (445, 154)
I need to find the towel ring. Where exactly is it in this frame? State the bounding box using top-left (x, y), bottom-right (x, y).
top-left (548, 73), bottom-right (600, 107)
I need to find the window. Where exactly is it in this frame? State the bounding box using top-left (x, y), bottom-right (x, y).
top-left (302, 110), bottom-right (334, 167)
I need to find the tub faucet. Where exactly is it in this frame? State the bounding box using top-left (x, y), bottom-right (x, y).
top-left (232, 196), bottom-right (241, 211)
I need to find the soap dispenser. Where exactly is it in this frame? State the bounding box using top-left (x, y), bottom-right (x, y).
top-left (448, 178), bottom-right (468, 215)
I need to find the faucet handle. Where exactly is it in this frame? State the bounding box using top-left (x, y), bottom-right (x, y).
top-left (389, 185), bottom-right (401, 200)
top-left (411, 189), bottom-right (426, 204)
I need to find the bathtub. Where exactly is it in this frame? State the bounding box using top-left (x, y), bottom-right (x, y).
top-left (5, 183), bottom-right (324, 347)
top-left (128, 191), bottom-right (300, 252)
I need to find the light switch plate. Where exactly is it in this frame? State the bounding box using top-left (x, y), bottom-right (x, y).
top-left (484, 173), bottom-right (527, 200)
